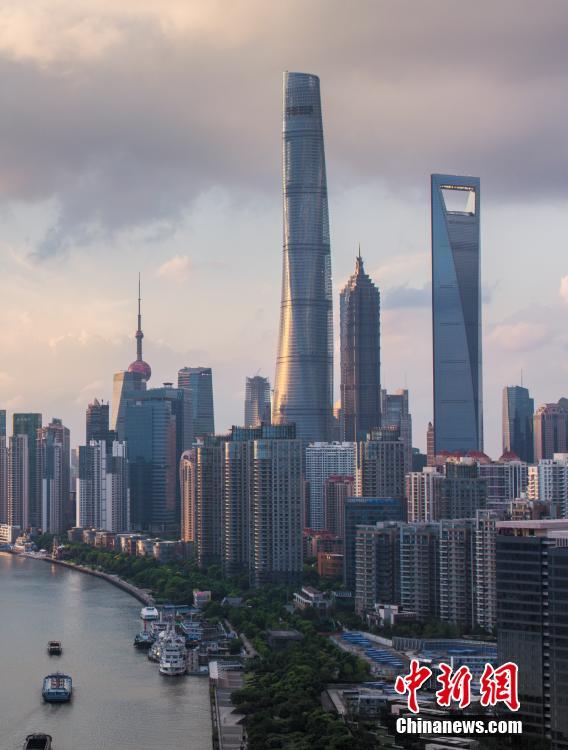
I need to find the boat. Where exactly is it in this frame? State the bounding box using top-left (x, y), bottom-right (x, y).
top-left (134, 631), bottom-right (154, 650)
top-left (159, 625), bottom-right (187, 676)
top-left (140, 605), bottom-right (159, 621)
top-left (47, 640), bottom-right (62, 655)
top-left (24, 735), bottom-right (52, 750)
top-left (42, 673), bottom-right (72, 703)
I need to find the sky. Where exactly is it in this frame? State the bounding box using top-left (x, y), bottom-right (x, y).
top-left (1, 0), bottom-right (568, 456)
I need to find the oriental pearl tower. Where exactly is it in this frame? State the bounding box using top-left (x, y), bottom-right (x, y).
top-left (128, 274), bottom-right (152, 381)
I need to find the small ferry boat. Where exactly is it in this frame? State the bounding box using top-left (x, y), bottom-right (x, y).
top-left (159, 625), bottom-right (187, 676)
top-left (47, 640), bottom-right (62, 655)
top-left (42, 673), bottom-right (72, 703)
top-left (24, 735), bottom-right (52, 750)
top-left (140, 605), bottom-right (159, 621)
top-left (134, 631), bottom-right (154, 650)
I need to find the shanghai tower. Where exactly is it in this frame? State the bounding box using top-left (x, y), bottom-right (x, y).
top-left (272, 72), bottom-right (333, 442)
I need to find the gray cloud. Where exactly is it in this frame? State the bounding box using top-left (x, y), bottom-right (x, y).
top-left (2, 0), bottom-right (568, 257)
top-left (383, 284), bottom-right (430, 309)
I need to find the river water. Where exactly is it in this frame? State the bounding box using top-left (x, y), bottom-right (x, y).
top-left (0, 554), bottom-right (212, 750)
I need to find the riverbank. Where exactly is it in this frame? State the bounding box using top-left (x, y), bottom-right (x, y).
top-left (16, 552), bottom-right (155, 606)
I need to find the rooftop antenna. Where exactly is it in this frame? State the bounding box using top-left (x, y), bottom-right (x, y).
top-left (520, 368), bottom-right (523, 387)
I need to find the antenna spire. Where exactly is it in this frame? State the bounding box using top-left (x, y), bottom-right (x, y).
top-left (136, 272), bottom-right (143, 362)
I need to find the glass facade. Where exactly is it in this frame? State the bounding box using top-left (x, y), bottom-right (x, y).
top-left (178, 366), bottom-right (214, 437)
top-left (502, 385), bottom-right (534, 462)
top-left (13, 413), bottom-right (42, 529)
top-left (273, 72), bottom-right (333, 442)
top-left (431, 174), bottom-right (483, 453)
top-left (244, 375), bottom-right (271, 428)
top-left (340, 255), bottom-right (381, 442)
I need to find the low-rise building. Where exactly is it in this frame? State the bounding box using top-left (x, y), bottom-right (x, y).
top-left (293, 585), bottom-right (332, 612)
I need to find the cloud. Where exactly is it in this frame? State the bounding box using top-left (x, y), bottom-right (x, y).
top-left (383, 284), bottom-right (430, 309)
top-left (559, 275), bottom-right (568, 302)
top-left (488, 322), bottom-right (550, 352)
top-left (0, 1), bottom-right (567, 258)
top-left (156, 254), bottom-right (191, 282)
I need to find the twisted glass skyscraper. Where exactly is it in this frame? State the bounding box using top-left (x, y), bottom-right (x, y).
top-left (431, 173), bottom-right (483, 453)
top-left (273, 72), bottom-right (333, 442)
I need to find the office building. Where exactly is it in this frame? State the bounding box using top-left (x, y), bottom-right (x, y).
top-left (356, 428), bottom-right (405, 502)
top-left (86, 399), bottom-right (112, 444)
top-left (406, 467), bottom-right (444, 522)
top-left (344, 497), bottom-right (404, 591)
top-left (37, 418), bottom-right (70, 533)
top-left (272, 71), bottom-right (333, 443)
top-left (178, 366), bottom-right (214, 437)
top-left (244, 375), bottom-right (271, 428)
top-left (340, 254), bottom-right (381, 442)
top-left (323, 474), bottom-right (354, 539)
top-left (0, 410), bottom-right (5, 437)
top-left (400, 522), bottom-right (440, 621)
top-left (123, 384), bottom-right (192, 532)
top-left (431, 174), bottom-right (483, 454)
top-left (8, 434), bottom-right (29, 528)
top-left (381, 389), bottom-right (412, 473)
top-left (496, 520), bottom-right (568, 747)
top-left (305, 442), bottom-right (356, 530)
top-left (534, 400), bottom-right (568, 461)
top-left (439, 518), bottom-right (474, 628)
top-left (13, 413), bottom-right (41, 529)
top-left (502, 385), bottom-right (534, 463)
top-left (77, 440), bottom-right (129, 532)
top-left (426, 421), bottom-right (435, 466)
top-left (439, 459), bottom-right (487, 519)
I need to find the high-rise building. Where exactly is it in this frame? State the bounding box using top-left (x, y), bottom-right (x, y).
top-left (381, 389), bottom-right (412, 473)
top-left (400, 522), bottom-right (440, 621)
top-left (191, 437), bottom-right (224, 568)
top-left (533, 400), bottom-right (568, 461)
top-left (0, 436), bottom-right (7, 524)
top-left (439, 459), bottom-right (487, 519)
top-left (178, 367), bottom-right (214, 437)
top-left (0, 410), bottom-right (5, 437)
top-left (86, 399), bottom-right (112, 444)
top-left (496, 519), bottom-right (568, 747)
top-left (8, 434), bottom-right (29, 528)
top-left (431, 174), bottom-right (483, 454)
top-left (77, 440), bottom-right (129, 532)
top-left (244, 376), bottom-right (271, 428)
top-left (180, 450), bottom-right (195, 545)
top-left (356, 427), bottom-right (405, 502)
top-left (340, 254), bottom-right (381, 442)
top-left (527, 453), bottom-right (568, 518)
top-left (37, 418), bottom-right (70, 533)
top-left (272, 71), bottom-right (333, 443)
top-left (222, 438), bottom-right (252, 576)
top-left (13, 413), bottom-right (41, 529)
top-left (249, 429), bottom-right (304, 586)
top-left (123, 385), bottom-right (192, 532)
top-left (344, 497), bottom-right (404, 591)
top-left (426, 421), bottom-right (435, 466)
top-left (405, 467), bottom-right (444, 522)
top-left (355, 522), bottom-right (401, 615)
top-left (479, 455), bottom-right (528, 514)
top-left (502, 385), bottom-right (534, 463)
top-left (111, 278), bottom-right (150, 433)
top-left (473, 510), bottom-right (498, 632)
top-left (439, 518), bottom-right (475, 628)
top-left (305, 442), bottom-right (356, 530)
top-left (323, 474), bottom-right (354, 540)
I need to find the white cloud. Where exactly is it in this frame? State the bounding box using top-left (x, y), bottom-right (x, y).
top-left (488, 322), bottom-right (549, 352)
top-left (156, 254), bottom-right (191, 282)
top-left (559, 275), bottom-right (568, 302)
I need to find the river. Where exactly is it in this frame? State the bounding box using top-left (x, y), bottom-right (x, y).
top-left (0, 553), bottom-right (212, 750)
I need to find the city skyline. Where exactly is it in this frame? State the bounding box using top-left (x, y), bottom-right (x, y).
top-left (2, 2), bottom-right (568, 457)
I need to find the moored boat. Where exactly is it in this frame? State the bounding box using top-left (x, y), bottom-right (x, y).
top-left (159, 625), bottom-right (187, 676)
top-left (134, 630), bottom-right (154, 650)
top-left (24, 734), bottom-right (52, 750)
top-left (140, 605), bottom-right (159, 621)
top-left (47, 640), bottom-right (62, 655)
top-left (42, 673), bottom-right (72, 703)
